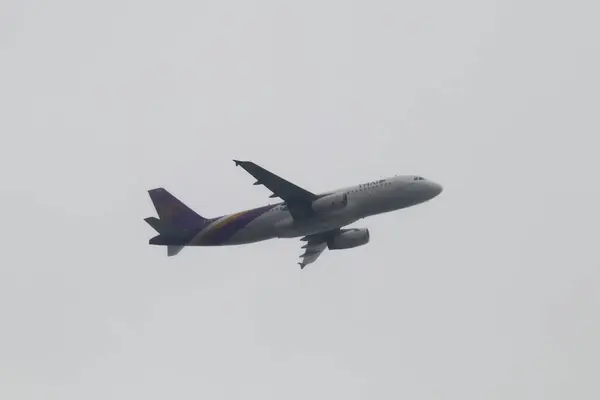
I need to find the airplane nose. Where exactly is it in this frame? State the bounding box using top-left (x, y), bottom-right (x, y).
top-left (429, 181), bottom-right (443, 198)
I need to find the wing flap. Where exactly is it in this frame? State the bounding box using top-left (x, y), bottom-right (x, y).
top-left (297, 228), bottom-right (343, 269)
top-left (298, 241), bottom-right (327, 269)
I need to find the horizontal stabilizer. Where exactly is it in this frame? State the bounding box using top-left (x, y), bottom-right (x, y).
top-left (167, 245), bottom-right (184, 257)
top-left (144, 217), bottom-right (165, 233)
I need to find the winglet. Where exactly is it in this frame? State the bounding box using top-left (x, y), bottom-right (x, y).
top-left (233, 159), bottom-right (243, 166)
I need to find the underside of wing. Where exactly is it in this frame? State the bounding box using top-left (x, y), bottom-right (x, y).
top-left (298, 240), bottom-right (327, 269)
top-left (233, 160), bottom-right (316, 220)
top-left (297, 229), bottom-right (340, 269)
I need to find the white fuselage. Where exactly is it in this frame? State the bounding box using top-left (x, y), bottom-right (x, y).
top-left (188, 175), bottom-right (442, 246)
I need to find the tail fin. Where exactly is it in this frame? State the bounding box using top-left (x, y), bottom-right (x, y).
top-left (147, 188), bottom-right (207, 231)
top-left (145, 188), bottom-right (208, 256)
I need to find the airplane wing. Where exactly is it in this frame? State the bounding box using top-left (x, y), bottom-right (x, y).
top-left (298, 239), bottom-right (327, 269)
top-left (297, 229), bottom-right (340, 269)
top-left (233, 160), bottom-right (317, 219)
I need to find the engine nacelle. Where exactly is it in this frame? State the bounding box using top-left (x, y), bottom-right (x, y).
top-left (311, 193), bottom-right (348, 214)
top-left (327, 228), bottom-right (370, 250)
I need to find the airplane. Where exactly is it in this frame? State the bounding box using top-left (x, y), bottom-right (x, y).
top-left (144, 160), bottom-right (443, 269)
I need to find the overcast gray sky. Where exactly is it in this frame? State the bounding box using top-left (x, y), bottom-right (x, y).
top-left (1, 0), bottom-right (599, 399)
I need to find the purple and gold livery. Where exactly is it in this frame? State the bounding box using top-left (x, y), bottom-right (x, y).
top-left (198, 204), bottom-right (276, 245)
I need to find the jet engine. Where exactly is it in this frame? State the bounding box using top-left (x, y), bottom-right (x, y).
top-left (327, 228), bottom-right (370, 250)
top-left (311, 193), bottom-right (348, 214)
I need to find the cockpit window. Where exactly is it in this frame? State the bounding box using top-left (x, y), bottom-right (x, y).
top-left (413, 176), bottom-right (425, 181)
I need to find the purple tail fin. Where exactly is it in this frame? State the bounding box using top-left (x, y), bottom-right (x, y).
top-left (147, 188), bottom-right (207, 232)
